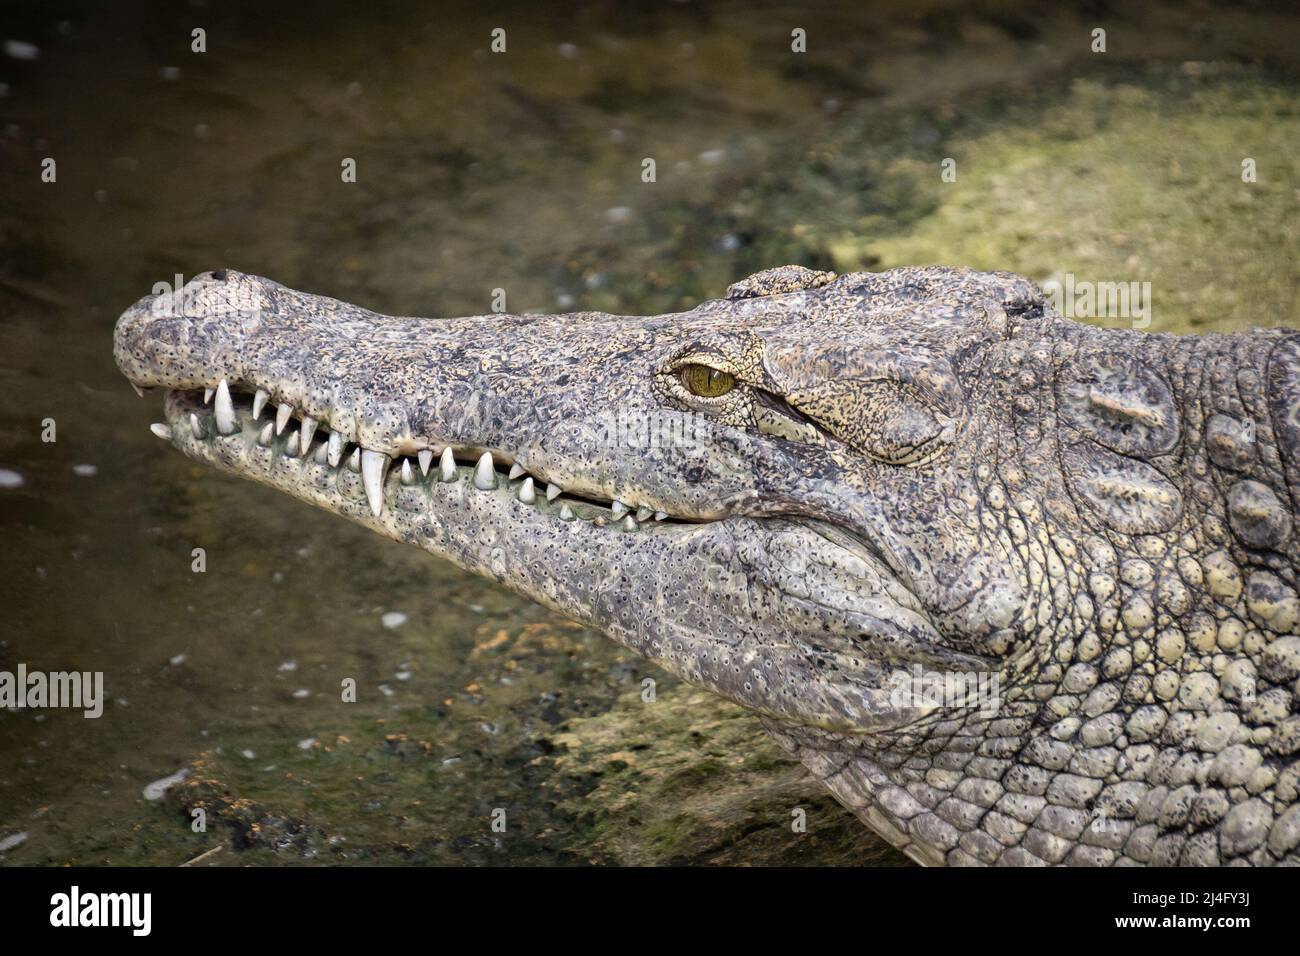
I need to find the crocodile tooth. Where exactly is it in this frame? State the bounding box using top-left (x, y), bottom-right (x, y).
top-left (418, 449), bottom-right (433, 476)
top-left (131, 382), bottom-right (145, 398)
top-left (610, 500), bottom-right (628, 519)
top-left (636, 506), bottom-right (653, 522)
top-left (593, 515), bottom-right (607, 527)
top-left (400, 459), bottom-right (415, 485)
top-left (546, 482), bottom-right (563, 502)
top-left (150, 422), bottom-right (172, 440)
top-left (473, 452), bottom-right (497, 490)
top-left (508, 463), bottom-right (526, 480)
top-left (300, 416), bottom-right (318, 449)
top-left (258, 422), bottom-right (274, 445)
top-left (439, 447), bottom-right (457, 483)
top-left (654, 511), bottom-right (668, 522)
top-left (347, 447), bottom-right (361, 472)
top-left (203, 388), bottom-right (213, 404)
top-left (517, 477), bottom-right (536, 504)
top-left (189, 413), bottom-right (204, 439)
top-left (275, 403), bottom-right (293, 435)
top-left (327, 431), bottom-right (345, 468)
top-left (559, 504), bottom-right (575, 521)
top-left (285, 431), bottom-right (301, 457)
top-left (313, 441), bottom-right (329, 464)
top-left (361, 449), bottom-right (389, 517)
top-left (622, 515), bottom-right (638, 532)
top-left (252, 388), bottom-right (270, 420)
top-left (214, 379), bottom-right (237, 434)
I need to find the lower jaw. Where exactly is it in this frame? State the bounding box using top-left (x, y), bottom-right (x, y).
top-left (153, 389), bottom-right (947, 735)
top-left (154, 388), bottom-right (771, 684)
top-left (152, 389), bottom-right (695, 634)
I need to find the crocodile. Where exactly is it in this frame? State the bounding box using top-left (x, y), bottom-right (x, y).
top-left (113, 265), bottom-right (1300, 866)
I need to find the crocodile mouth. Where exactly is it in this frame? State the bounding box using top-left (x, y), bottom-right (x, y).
top-left (115, 270), bottom-right (977, 734)
top-left (142, 382), bottom-right (963, 734)
top-left (151, 383), bottom-right (692, 531)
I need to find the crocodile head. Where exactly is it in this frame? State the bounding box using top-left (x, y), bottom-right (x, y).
top-left (113, 266), bottom-right (1300, 866)
top-left (115, 266), bottom-right (1030, 732)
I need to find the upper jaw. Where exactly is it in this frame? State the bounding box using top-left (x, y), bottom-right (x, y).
top-left (114, 271), bottom-right (765, 526)
top-left (113, 270), bottom-right (765, 522)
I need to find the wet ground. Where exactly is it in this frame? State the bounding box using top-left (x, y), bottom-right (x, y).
top-left (0, 0), bottom-right (1297, 865)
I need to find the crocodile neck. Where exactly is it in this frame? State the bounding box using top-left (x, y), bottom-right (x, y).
top-left (770, 323), bottom-right (1300, 866)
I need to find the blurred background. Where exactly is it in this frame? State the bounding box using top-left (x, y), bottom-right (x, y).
top-left (0, 0), bottom-right (1297, 865)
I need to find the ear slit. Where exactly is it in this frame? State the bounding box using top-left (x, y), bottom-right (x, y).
top-left (754, 390), bottom-right (828, 445)
top-left (784, 378), bottom-right (955, 465)
top-left (755, 389), bottom-right (820, 428)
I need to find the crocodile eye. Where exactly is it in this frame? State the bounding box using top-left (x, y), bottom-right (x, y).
top-left (681, 364), bottom-right (735, 398)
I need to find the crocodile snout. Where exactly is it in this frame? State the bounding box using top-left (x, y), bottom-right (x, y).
top-left (113, 269), bottom-right (275, 390)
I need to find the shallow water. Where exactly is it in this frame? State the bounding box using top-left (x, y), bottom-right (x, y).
top-left (1, 0), bottom-right (1297, 865)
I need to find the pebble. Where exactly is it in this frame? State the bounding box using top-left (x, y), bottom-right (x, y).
top-left (381, 611), bottom-right (407, 629)
top-left (3, 40), bottom-right (39, 61)
top-left (142, 768), bottom-right (189, 801)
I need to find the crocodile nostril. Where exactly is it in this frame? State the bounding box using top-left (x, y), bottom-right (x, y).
top-left (208, 269), bottom-right (227, 281)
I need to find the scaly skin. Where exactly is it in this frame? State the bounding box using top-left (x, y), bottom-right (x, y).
top-left (113, 266), bottom-right (1300, 866)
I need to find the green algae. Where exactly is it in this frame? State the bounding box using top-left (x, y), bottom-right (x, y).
top-left (817, 72), bottom-right (1300, 335)
top-left (546, 686), bottom-right (899, 865)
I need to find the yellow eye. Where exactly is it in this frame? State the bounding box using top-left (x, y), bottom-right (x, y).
top-left (681, 364), bottom-right (736, 398)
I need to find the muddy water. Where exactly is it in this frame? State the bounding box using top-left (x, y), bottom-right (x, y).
top-left (1, 1), bottom-right (1297, 865)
